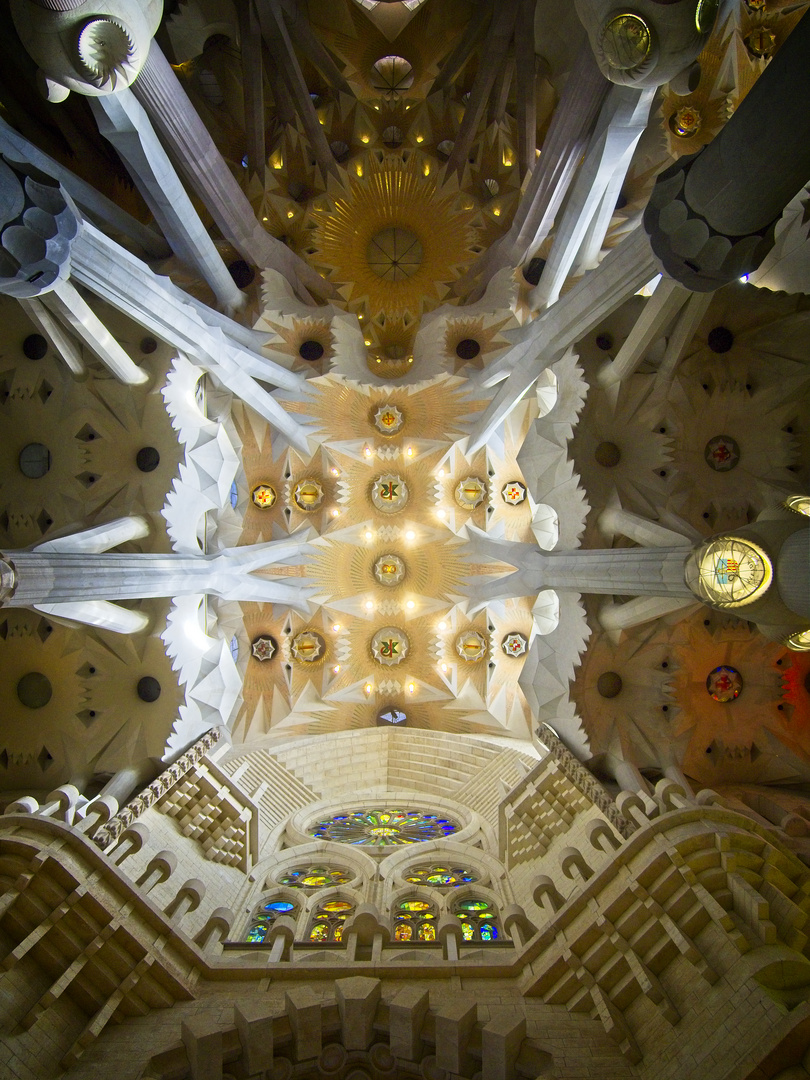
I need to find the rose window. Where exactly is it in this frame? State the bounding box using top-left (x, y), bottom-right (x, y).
top-left (309, 808), bottom-right (458, 846)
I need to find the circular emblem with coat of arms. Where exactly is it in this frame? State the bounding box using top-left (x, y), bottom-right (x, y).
top-left (501, 632), bottom-right (528, 657)
top-left (704, 435), bottom-right (740, 472)
top-left (371, 474), bottom-right (409, 514)
top-left (706, 665), bottom-right (742, 702)
top-left (374, 404), bottom-right (404, 436)
top-left (292, 631), bottom-right (326, 663)
top-left (454, 477), bottom-right (487, 510)
top-left (374, 554), bottom-right (406, 586)
top-left (371, 626), bottom-right (410, 666)
top-left (502, 480), bottom-right (527, 505)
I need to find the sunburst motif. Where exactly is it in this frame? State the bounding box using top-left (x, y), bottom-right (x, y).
top-left (309, 152), bottom-right (480, 319)
top-left (259, 315), bottom-right (335, 375)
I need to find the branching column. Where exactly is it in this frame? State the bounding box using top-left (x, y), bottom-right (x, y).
top-left (132, 40), bottom-right (330, 300)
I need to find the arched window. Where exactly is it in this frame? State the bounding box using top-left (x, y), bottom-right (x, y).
top-left (276, 864), bottom-right (353, 889)
top-left (308, 898), bottom-right (355, 942)
top-left (453, 896), bottom-right (500, 942)
top-left (370, 56), bottom-right (414, 98)
top-left (393, 897), bottom-right (438, 942)
top-left (244, 898), bottom-right (298, 943)
top-left (403, 864), bottom-right (479, 888)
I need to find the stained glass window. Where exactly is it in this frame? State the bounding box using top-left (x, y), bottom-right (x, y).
top-left (308, 898), bottom-right (355, 942)
top-left (685, 536), bottom-right (773, 609)
top-left (244, 898), bottom-right (298, 943)
top-left (310, 809), bottom-right (459, 846)
top-left (453, 897), bottom-right (500, 943)
top-left (393, 898), bottom-right (437, 943)
top-left (785, 495), bottom-right (810, 518)
top-left (600, 14), bottom-right (652, 71)
top-left (277, 865), bottom-right (353, 889)
top-left (403, 865), bottom-right (479, 888)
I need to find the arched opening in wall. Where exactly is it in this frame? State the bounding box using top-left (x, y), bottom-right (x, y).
top-left (370, 55), bottom-right (414, 98)
top-left (244, 897), bottom-right (298, 942)
top-left (194, 34), bottom-right (233, 107)
top-left (393, 897), bottom-right (437, 941)
top-left (276, 863), bottom-right (354, 889)
top-left (453, 896), bottom-right (501, 941)
top-left (308, 898), bottom-right (355, 941)
top-left (382, 125), bottom-right (405, 149)
top-left (401, 863), bottom-right (480, 888)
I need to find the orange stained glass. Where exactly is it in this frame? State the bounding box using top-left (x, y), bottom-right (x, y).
top-left (322, 900), bottom-right (353, 912)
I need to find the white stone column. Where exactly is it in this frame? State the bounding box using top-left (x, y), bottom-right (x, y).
top-left (132, 40), bottom-right (330, 301)
top-left (597, 506), bottom-right (693, 549)
top-left (4, 534), bottom-right (316, 611)
top-left (530, 85), bottom-right (656, 310)
top-left (98, 762), bottom-right (158, 807)
top-left (598, 595), bottom-right (698, 634)
top-left (17, 297), bottom-right (85, 376)
top-left (41, 279), bottom-right (149, 385)
top-left (465, 534), bottom-right (694, 605)
top-left (70, 221), bottom-right (313, 452)
top-left (467, 228), bottom-right (658, 452)
top-left (466, 42), bottom-right (608, 293)
top-left (597, 278), bottom-right (691, 388)
top-left (444, 0), bottom-right (520, 177)
top-left (0, 116), bottom-right (169, 260)
top-left (90, 90), bottom-right (245, 312)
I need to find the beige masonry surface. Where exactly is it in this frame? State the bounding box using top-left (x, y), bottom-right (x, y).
top-left (2, 728), bottom-right (810, 1080)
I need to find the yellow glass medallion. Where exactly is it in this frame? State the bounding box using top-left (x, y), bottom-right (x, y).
top-left (251, 483), bottom-right (277, 508)
top-left (293, 479), bottom-right (324, 511)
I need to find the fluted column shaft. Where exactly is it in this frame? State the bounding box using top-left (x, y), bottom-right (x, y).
top-left (533, 548), bottom-right (693, 597)
top-left (467, 228), bottom-right (657, 453)
top-left (466, 43), bottom-right (609, 294)
top-left (70, 221), bottom-right (312, 452)
top-left (132, 40), bottom-right (329, 300)
top-left (90, 90), bottom-right (244, 312)
top-left (3, 542), bottom-right (312, 609)
top-left (6, 552), bottom-right (218, 605)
